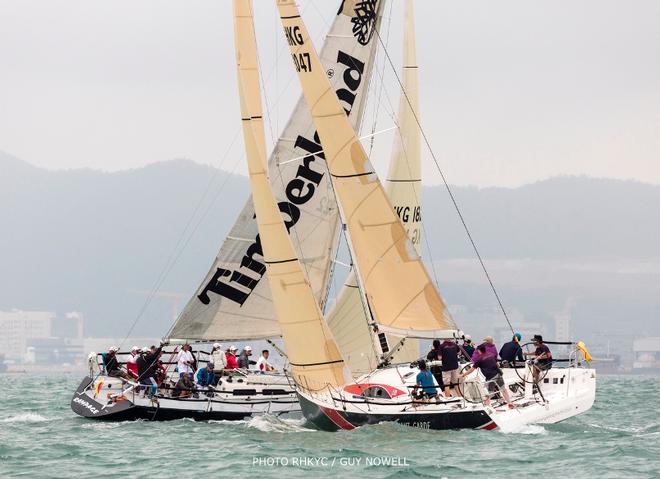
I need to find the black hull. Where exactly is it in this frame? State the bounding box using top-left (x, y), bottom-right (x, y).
top-left (298, 393), bottom-right (496, 431)
top-left (71, 376), bottom-right (252, 422)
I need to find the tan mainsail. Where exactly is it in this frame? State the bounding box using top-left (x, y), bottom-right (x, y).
top-left (234, 0), bottom-right (347, 388)
top-left (326, 0), bottom-right (422, 375)
top-left (169, 0), bottom-right (385, 342)
top-left (277, 0), bottom-right (457, 338)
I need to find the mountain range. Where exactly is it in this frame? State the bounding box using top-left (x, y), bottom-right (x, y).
top-left (1, 151), bottom-right (658, 343)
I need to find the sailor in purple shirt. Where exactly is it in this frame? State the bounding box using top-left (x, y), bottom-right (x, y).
top-left (471, 336), bottom-right (498, 362)
top-left (461, 344), bottom-right (514, 408)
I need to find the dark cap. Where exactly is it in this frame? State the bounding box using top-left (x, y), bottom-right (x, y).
top-left (533, 334), bottom-right (543, 342)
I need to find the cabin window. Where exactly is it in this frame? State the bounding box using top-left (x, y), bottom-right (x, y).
top-left (232, 389), bottom-right (257, 396)
top-left (262, 389), bottom-right (288, 396)
top-left (362, 386), bottom-right (392, 399)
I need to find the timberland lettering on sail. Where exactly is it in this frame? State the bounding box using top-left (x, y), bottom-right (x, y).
top-left (198, 49), bottom-right (368, 307)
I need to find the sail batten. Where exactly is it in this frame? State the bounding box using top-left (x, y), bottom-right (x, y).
top-left (168, 0), bottom-right (385, 342)
top-left (277, 0), bottom-right (457, 344)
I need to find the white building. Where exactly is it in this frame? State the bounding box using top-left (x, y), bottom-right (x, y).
top-left (0, 310), bottom-right (55, 361)
top-left (633, 337), bottom-right (660, 371)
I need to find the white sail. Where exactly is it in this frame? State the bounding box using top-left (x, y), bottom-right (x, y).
top-left (326, 0), bottom-right (422, 375)
top-left (235, 0), bottom-right (348, 388)
top-left (277, 0), bottom-right (458, 339)
top-left (169, 0), bottom-right (386, 342)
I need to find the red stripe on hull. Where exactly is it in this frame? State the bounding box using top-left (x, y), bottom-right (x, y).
top-left (320, 406), bottom-right (356, 430)
top-left (478, 420), bottom-right (498, 430)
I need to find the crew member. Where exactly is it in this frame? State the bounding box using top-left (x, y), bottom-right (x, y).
top-left (426, 340), bottom-right (444, 390)
top-left (460, 344), bottom-right (514, 408)
top-left (237, 346), bottom-right (256, 369)
top-left (413, 360), bottom-right (439, 402)
top-left (499, 333), bottom-right (524, 365)
top-left (225, 346), bottom-right (239, 369)
top-left (103, 347), bottom-right (131, 381)
top-left (439, 339), bottom-right (460, 397)
top-left (176, 344), bottom-right (195, 380)
top-left (256, 349), bottom-right (275, 372)
top-left (525, 334), bottom-right (553, 383)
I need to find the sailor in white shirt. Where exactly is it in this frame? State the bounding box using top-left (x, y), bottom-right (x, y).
top-left (255, 349), bottom-right (275, 373)
top-left (177, 344), bottom-right (195, 379)
top-left (210, 343), bottom-right (227, 371)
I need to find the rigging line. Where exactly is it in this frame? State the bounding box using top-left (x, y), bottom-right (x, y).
top-left (119, 130), bottom-right (243, 348)
top-left (373, 27), bottom-right (515, 335)
top-left (366, 0), bottom-right (394, 158)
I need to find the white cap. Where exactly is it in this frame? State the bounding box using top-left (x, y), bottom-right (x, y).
top-left (463, 334), bottom-right (471, 341)
top-left (131, 346), bottom-right (139, 351)
top-left (141, 346), bottom-right (149, 353)
top-left (213, 343), bottom-right (222, 349)
top-left (109, 346), bottom-right (119, 352)
top-left (229, 345), bottom-right (237, 351)
top-left (244, 346), bottom-right (252, 352)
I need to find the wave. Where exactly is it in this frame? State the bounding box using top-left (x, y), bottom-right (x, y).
top-left (244, 414), bottom-right (314, 433)
top-left (499, 423), bottom-right (547, 435)
top-left (1, 412), bottom-right (49, 423)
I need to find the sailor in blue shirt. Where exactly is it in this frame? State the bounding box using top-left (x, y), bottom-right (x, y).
top-left (196, 362), bottom-right (216, 392)
top-left (414, 360), bottom-right (438, 400)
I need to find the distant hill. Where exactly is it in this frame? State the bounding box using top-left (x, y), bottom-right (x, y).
top-left (1, 151), bottom-right (659, 339)
top-left (424, 175), bottom-right (660, 259)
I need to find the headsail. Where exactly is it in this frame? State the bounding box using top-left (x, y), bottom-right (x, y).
top-left (168, 0), bottom-right (386, 342)
top-left (234, 0), bottom-right (347, 388)
top-left (277, 0), bottom-right (457, 338)
top-left (325, 0), bottom-right (422, 374)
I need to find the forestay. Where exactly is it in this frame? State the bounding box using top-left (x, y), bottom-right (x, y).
top-left (277, 0), bottom-right (458, 339)
top-left (235, 0), bottom-right (348, 388)
top-left (169, 0), bottom-right (386, 342)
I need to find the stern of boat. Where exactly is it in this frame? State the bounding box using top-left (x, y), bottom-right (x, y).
top-left (70, 375), bottom-right (136, 420)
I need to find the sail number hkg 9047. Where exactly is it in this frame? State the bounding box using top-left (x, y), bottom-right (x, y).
top-left (284, 25), bottom-right (312, 72)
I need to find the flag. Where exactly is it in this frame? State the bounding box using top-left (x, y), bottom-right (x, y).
top-left (576, 341), bottom-right (592, 363)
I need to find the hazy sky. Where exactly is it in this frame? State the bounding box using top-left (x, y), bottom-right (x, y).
top-left (1, 0), bottom-right (659, 187)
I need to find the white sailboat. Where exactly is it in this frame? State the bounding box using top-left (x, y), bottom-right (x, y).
top-left (256, 0), bottom-right (596, 431)
top-left (71, 0), bottom-right (388, 421)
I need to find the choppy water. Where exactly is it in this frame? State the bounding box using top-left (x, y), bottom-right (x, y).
top-left (0, 374), bottom-right (658, 478)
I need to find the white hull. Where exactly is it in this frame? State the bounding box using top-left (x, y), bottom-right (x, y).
top-left (296, 364), bottom-right (596, 431)
top-left (71, 370), bottom-right (300, 420)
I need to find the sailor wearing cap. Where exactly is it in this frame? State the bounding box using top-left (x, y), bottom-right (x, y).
top-left (195, 361), bottom-right (216, 393)
top-left (126, 346), bottom-right (140, 378)
top-left (103, 346), bottom-right (132, 380)
top-left (237, 346), bottom-right (256, 369)
top-left (225, 346), bottom-right (239, 369)
top-left (210, 342), bottom-right (227, 371)
top-left (471, 336), bottom-right (498, 362)
top-left (524, 334), bottom-right (553, 382)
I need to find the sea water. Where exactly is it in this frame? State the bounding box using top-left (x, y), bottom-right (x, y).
top-left (0, 374), bottom-right (658, 479)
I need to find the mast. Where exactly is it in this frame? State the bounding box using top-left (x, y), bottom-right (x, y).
top-left (233, 0), bottom-right (348, 389)
top-left (277, 0), bottom-right (458, 339)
